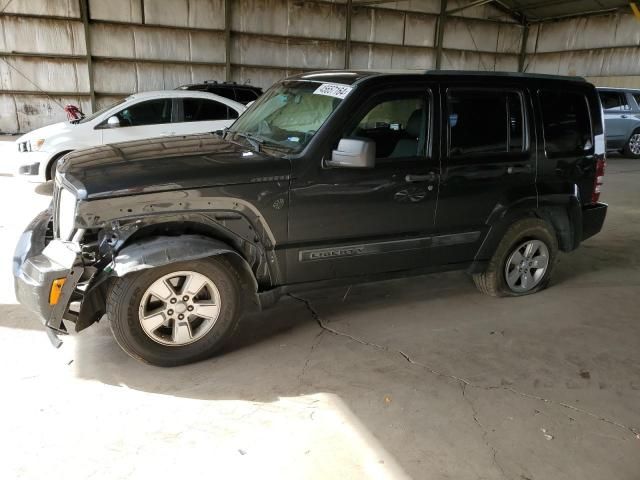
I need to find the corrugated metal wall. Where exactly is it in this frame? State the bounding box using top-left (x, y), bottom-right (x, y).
top-left (522, 12), bottom-right (640, 88)
top-left (3, 1), bottom-right (636, 134)
top-left (0, 0), bottom-right (522, 133)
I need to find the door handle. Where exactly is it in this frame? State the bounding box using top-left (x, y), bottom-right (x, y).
top-left (405, 172), bottom-right (437, 183)
top-left (621, 115), bottom-right (629, 119)
top-left (506, 165), bottom-right (532, 174)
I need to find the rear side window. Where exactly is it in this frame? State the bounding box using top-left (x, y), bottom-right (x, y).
top-left (447, 89), bottom-right (525, 157)
top-left (598, 91), bottom-right (629, 111)
top-left (539, 90), bottom-right (593, 158)
top-left (235, 88), bottom-right (259, 104)
top-left (181, 98), bottom-right (230, 122)
top-left (633, 93), bottom-right (640, 108)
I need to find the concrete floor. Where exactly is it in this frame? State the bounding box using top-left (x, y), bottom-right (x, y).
top-left (1, 158), bottom-right (639, 480)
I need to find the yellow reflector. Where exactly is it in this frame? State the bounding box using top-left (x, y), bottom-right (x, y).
top-left (49, 278), bottom-right (66, 305)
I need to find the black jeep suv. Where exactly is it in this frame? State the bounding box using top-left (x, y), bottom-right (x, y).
top-left (14, 70), bottom-right (608, 366)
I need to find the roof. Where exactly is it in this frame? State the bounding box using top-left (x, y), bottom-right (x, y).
top-left (496, 0), bottom-right (629, 22)
top-left (597, 86), bottom-right (640, 92)
top-left (290, 69), bottom-right (587, 86)
top-left (126, 89), bottom-right (245, 108)
top-left (425, 70), bottom-right (586, 82)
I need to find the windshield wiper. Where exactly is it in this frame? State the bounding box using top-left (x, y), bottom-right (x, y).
top-left (232, 132), bottom-right (263, 152)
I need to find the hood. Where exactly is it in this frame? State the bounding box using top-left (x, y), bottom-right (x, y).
top-left (58, 134), bottom-right (291, 199)
top-left (16, 121), bottom-right (73, 143)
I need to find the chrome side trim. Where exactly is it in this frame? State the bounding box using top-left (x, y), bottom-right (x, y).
top-left (299, 231), bottom-right (481, 262)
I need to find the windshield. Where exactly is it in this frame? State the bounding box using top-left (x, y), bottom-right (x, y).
top-left (75, 98), bottom-right (127, 124)
top-left (228, 81), bottom-right (349, 153)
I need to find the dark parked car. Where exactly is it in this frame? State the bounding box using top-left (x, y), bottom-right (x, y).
top-left (14, 70), bottom-right (607, 366)
top-left (597, 87), bottom-right (640, 158)
top-left (177, 81), bottom-right (263, 105)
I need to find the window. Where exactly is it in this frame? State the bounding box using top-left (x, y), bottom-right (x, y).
top-left (539, 90), bottom-right (592, 157)
top-left (182, 98), bottom-right (229, 122)
top-left (347, 94), bottom-right (428, 159)
top-left (633, 93), bottom-right (640, 109)
top-left (599, 91), bottom-right (629, 111)
top-left (235, 88), bottom-right (259, 104)
top-left (114, 99), bottom-right (172, 127)
top-left (447, 90), bottom-right (525, 157)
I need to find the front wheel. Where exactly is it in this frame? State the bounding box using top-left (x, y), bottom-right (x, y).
top-left (473, 218), bottom-right (558, 297)
top-left (106, 257), bottom-right (241, 366)
top-left (623, 130), bottom-right (640, 158)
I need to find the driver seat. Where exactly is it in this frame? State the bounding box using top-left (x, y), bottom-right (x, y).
top-left (390, 109), bottom-right (423, 158)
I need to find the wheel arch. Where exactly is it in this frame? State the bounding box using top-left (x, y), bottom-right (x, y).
top-left (469, 194), bottom-right (580, 274)
top-left (45, 150), bottom-right (74, 181)
top-left (76, 234), bottom-right (260, 333)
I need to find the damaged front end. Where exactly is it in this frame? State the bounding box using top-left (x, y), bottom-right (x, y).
top-left (13, 185), bottom-right (110, 347)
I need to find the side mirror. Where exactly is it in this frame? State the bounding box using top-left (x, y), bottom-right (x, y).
top-left (326, 138), bottom-right (375, 168)
top-left (106, 116), bottom-right (120, 128)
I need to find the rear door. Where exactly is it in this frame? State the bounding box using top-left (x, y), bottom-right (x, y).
top-left (172, 97), bottom-right (240, 135)
top-left (598, 90), bottom-right (632, 149)
top-left (431, 85), bottom-right (536, 266)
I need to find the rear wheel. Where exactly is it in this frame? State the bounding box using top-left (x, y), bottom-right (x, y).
top-left (623, 130), bottom-right (640, 158)
top-left (473, 218), bottom-right (558, 297)
top-left (106, 257), bottom-right (241, 366)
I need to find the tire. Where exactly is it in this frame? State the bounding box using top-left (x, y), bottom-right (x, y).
top-left (47, 157), bottom-right (59, 181)
top-left (473, 218), bottom-right (558, 297)
top-left (106, 257), bottom-right (241, 366)
top-left (623, 130), bottom-right (640, 159)
top-left (47, 151), bottom-right (72, 181)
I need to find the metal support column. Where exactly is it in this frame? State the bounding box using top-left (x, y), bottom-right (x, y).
top-left (224, 0), bottom-right (232, 81)
top-left (518, 24), bottom-right (529, 72)
top-left (344, 0), bottom-right (352, 69)
top-left (434, 0), bottom-right (447, 70)
top-left (80, 0), bottom-right (95, 111)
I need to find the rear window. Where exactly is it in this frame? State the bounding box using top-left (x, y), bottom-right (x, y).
top-left (539, 90), bottom-right (593, 158)
top-left (447, 89), bottom-right (525, 157)
top-left (599, 91), bottom-right (629, 111)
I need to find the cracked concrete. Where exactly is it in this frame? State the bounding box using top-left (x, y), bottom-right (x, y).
top-left (1, 158), bottom-right (640, 480)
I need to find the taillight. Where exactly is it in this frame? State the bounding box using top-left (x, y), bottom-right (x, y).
top-left (592, 158), bottom-right (606, 204)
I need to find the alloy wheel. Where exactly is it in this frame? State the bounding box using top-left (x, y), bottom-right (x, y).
top-left (629, 133), bottom-right (640, 156)
top-left (504, 240), bottom-right (549, 293)
top-left (138, 270), bottom-right (221, 346)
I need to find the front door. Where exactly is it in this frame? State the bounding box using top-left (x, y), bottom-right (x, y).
top-left (286, 85), bottom-right (440, 284)
top-left (101, 98), bottom-right (174, 144)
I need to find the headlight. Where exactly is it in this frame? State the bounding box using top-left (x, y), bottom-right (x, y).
top-left (30, 139), bottom-right (45, 151)
top-left (58, 188), bottom-right (77, 241)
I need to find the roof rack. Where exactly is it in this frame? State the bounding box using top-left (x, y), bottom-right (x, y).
top-left (424, 70), bottom-right (586, 82)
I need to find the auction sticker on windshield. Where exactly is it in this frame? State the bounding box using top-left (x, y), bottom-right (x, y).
top-left (313, 83), bottom-right (353, 99)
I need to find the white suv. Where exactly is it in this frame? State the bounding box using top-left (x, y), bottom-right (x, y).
top-left (14, 90), bottom-right (245, 182)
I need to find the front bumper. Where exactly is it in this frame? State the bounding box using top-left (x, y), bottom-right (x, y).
top-left (14, 151), bottom-right (51, 182)
top-left (13, 209), bottom-right (83, 346)
top-left (582, 202), bottom-right (608, 241)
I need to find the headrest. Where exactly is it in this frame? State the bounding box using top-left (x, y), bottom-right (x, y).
top-left (406, 109), bottom-right (423, 138)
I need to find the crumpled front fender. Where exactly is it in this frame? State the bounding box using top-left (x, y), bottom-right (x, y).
top-left (109, 234), bottom-right (259, 293)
